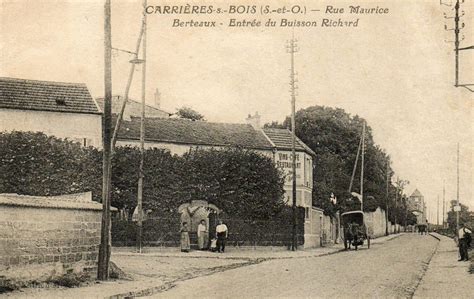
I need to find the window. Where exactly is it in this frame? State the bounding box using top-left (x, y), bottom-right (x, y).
top-left (55, 97), bottom-right (66, 105)
top-left (305, 207), bottom-right (310, 219)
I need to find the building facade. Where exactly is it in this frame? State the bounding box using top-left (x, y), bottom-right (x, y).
top-left (95, 94), bottom-right (172, 120)
top-left (408, 189), bottom-right (426, 225)
top-left (0, 77), bottom-right (102, 147)
top-left (114, 113), bottom-right (315, 214)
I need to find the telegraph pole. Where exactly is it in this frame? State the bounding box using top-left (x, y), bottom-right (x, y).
top-left (385, 157), bottom-right (390, 236)
top-left (110, 22), bottom-right (145, 149)
top-left (287, 35), bottom-right (298, 251)
top-left (98, 0), bottom-right (112, 281)
top-left (442, 181), bottom-right (446, 228)
top-left (454, 0), bottom-right (460, 86)
top-left (456, 143), bottom-right (460, 234)
top-left (136, 0), bottom-right (147, 254)
top-left (394, 177), bottom-right (399, 233)
top-left (437, 195), bottom-right (440, 227)
top-left (360, 121), bottom-right (365, 212)
top-left (442, 0), bottom-right (473, 90)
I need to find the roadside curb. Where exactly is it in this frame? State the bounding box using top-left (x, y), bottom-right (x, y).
top-left (111, 233), bottom-right (403, 261)
top-left (409, 236), bottom-right (440, 298)
top-left (107, 234), bottom-right (402, 298)
top-left (107, 258), bottom-right (266, 299)
top-left (108, 248), bottom-right (347, 298)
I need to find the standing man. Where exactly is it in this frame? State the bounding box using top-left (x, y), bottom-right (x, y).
top-left (216, 220), bottom-right (228, 253)
top-left (197, 219), bottom-right (208, 250)
top-left (458, 223), bottom-right (472, 261)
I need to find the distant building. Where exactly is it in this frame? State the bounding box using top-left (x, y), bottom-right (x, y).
top-left (0, 77), bottom-right (102, 147)
top-left (115, 112), bottom-right (315, 214)
top-left (95, 94), bottom-right (172, 120)
top-left (408, 189), bottom-right (426, 225)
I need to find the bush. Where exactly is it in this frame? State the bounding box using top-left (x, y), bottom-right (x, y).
top-left (0, 131), bottom-right (102, 201)
top-left (1, 132), bottom-right (286, 223)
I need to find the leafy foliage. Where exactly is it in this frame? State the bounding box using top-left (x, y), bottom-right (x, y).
top-left (0, 131), bottom-right (102, 200)
top-left (447, 200), bottom-right (472, 232)
top-left (176, 106), bottom-right (205, 121)
top-left (0, 132), bottom-right (285, 221)
top-left (266, 106), bottom-right (409, 223)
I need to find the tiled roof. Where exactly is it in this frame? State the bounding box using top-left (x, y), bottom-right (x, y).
top-left (96, 96), bottom-right (172, 118)
top-left (117, 117), bottom-right (274, 150)
top-left (410, 189), bottom-right (423, 197)
top-left (263, 128), bottom-right (315, 155)
top-left (0, 77), bottom-right (100, 114)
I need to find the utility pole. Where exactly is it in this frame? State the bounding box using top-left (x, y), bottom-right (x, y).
top-left (360, 121), bottom-right (365, 212)
top-left (287, 35), bottom-right (298, 251)
top-left (456, 143), bottom-right (460, 235)
top-left (442, 0), bottom-right (473, 90)
top-left (110, 23), bottom-right (145, 150)
top-left (136, 0), bottom-right (147, 254)
top-left (437, 195), bottom-right (440, 227)
top-left (442, 181), bottom-right (446, 228)
top-left (98, 0), bottom-right (112, 281)
top-left (394, 177), bottom-right (399, 233)
top-left (385, 157), bottom-right (390, 236)
top-left (454, 0), bottom-right (460, 86)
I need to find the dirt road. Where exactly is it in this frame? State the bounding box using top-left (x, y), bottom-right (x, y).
top-left (151, 234), bottom-right (439, 298)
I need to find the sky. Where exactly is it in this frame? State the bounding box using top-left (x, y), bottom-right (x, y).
top-left (1, 0), bottom-right (473, 221)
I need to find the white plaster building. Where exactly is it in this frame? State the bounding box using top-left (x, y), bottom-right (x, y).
top-left (0, 77), bottom-right (102, 147)
top-left (115, 112), bottom-right (315, 213)
top-left (95, 94), bottom-right (172, 120)
top-left (408, 189), bottom-right (426, 225)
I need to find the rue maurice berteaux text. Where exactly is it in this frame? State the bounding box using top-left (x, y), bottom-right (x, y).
top-left (146, 4), bottom-right (389, 28)
top-left (172, 17), bottom-right (360, 28)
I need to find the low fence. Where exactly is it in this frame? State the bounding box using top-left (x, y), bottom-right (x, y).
top-left (112, 211), bottom-right (305, 248)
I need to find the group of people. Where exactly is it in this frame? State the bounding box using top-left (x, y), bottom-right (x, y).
top-left (180, 219), bottom-right (228, 253)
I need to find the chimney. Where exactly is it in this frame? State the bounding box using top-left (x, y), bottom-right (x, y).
top-left (154, 88), bottom-right (161, 109)
top-left (245, 111), bottom-right (261, 129)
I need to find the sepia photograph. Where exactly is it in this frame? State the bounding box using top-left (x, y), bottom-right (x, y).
top-left (0, 0), bottom-right (473, 298)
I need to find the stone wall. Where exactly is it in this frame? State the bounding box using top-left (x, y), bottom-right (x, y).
top-left (0, 192), bottom-right (104, 284)
top-left (364, 207), bottom-right (388, 238)
top-left (304, 208), bottom-right (323, 248)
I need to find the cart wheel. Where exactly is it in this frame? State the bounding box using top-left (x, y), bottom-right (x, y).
top-left (367, 236), bottom-right (371, 249)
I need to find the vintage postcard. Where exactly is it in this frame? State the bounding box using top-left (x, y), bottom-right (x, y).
top-left (0, 0), bottom-right (473, 298)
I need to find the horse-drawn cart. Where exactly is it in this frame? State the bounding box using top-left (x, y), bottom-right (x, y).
top-left (341, 210), bottom-right (371, 250)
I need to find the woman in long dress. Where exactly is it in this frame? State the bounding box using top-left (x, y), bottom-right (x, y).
top-left (180, 222), bottom-right (190, 252)
top-left (197, 220), bottom-right (208, 250)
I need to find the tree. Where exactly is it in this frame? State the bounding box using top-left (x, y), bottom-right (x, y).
top-left (176, 106), bottom-right (205, 121)
top-left (447, 200), bottom-right (471, 232)
top-left (266, 106), bottom-right (394, 215)
top-left (180, 148), bottom-right (286, 219)
top-left (0, 132), bottom-right (286, 221)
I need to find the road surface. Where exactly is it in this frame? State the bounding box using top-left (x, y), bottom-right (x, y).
top-left (151, 234), bottom-right (439, 298)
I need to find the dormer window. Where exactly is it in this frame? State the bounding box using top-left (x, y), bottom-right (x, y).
top-left (55, 97), bottom-right (66, 105)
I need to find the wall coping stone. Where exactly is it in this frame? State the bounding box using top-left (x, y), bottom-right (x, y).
top-left (0, 192), bottom-right (117, 211)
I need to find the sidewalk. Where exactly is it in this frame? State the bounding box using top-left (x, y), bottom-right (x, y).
top-left (2, 233), bottom-right (402, 299)
top-left (112, 232), bottom-right (402, 260)
top-left (413, 233), bottom-right (473, 299)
